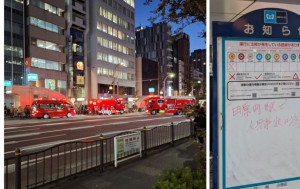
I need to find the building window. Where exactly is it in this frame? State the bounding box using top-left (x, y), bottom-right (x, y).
top-left (31, 57), bottom-right (62, 71)
top-left (28, 17), bottom-right (61, 34)
top-left (36, 39), bottom-right (61, 52)
top-left (4, 45), bottom-right (23, 58)
top-left (28, 0), bottom-right (64, 17)
top-left (45, 79), bottom-right (56, 90)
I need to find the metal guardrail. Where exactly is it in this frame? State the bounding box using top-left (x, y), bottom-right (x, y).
top-left (4, 120), bottom-right (194, 189)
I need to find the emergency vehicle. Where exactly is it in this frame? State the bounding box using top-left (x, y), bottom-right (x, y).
top-left (144, 95), bottom-right (195, 115)
top-left (164, 96), bottom-right (196, 115)
top-left (88, 98), bottom-right (125, 114)
top-left (30, 100), bottom-right (76, 119)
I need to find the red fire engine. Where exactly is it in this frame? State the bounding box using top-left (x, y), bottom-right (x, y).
top-left (144, 95), bottom-right (195, 115)
top-left (88, 98), bottom-right (125, 114)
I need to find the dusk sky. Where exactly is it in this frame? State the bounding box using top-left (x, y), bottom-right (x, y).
top-left (135, 1), bottom-right (206, 53)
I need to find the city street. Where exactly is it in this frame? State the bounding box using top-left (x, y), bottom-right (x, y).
top-left (4, 112), bottom-right (189, 158)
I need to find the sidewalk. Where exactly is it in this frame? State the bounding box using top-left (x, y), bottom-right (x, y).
top-left (51, 139), bottom-right (200, 189)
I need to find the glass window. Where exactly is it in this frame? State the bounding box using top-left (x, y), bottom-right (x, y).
top-left (108, 55), bottom-right (113, 63)
top-left (103, 53), bottom-right (108, 61)
top-left (108, 41), bottom-right (112, 49)
top-left (113, 14), bottom-right (117, 24)
top-left (40, 104), bottom-right (50, 109)
top-left (108, 26), bottom-right (112, 35)
top-left (99, 6), bottom-right (102, 16)
top-left (97, 21), bottom-right (102, 30)
top-left (97, 52), bottom-right (102, 60)
top-left (45, 22), bottom-right (52, 31)
top-left (103, 68), bottom-right (108, 75)
top-left (58, 80), bottom-right (66, 88)
top-left (108, 11), bottom-right (112, 21)
top-left (37, 39), bottom-right (45, 48)
top-left (102, 23), bottom-right (107, 33)
top-left (112, 28), bottom-right (117, 37)
top-left (37, 19), bottom-right (45, 29)
top-left (103, 9), bottom-right (107, 18)
top-left (52, 25), bottom-right (58, 33)
top-left (30, 17), bottom-right (38, 26)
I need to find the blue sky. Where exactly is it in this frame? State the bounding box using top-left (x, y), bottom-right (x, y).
top-left (135, 1), bottom-right (206, 53)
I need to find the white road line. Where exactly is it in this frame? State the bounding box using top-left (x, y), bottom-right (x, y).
top-left (5, 134), bottom-right (66, 145)
top-left (5, 140), bottom-right (66, 155)
top-left (5, 128), bottom-right (39, 134)
top-left (4, 132), bottom-right (40, 139)
top-left (68, 126), bottom-right (95, 130)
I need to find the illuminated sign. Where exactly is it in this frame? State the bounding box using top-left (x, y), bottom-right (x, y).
top-left (149, 88), bottom-right (155, 92)
top-left (4, 80), bottom-right (11, 86)
top-left (28, 74), bottom-right (38, 81)
top-left (76, 75), bottom-right (84, 85)
top-left (25, 57), bottom-right (31, 68)
top-left (76, 61), bottom-right (84, 70)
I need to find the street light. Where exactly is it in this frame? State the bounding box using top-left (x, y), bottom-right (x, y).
top-left (163, 73), bottom-right (175, 98)
top-left (113, 62), bottom-right (124, 99)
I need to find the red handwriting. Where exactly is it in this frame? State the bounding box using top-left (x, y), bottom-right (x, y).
top-left (249, 114), bottom-right (300, 131)
top-left (232, 101), bottom-right (284, 117)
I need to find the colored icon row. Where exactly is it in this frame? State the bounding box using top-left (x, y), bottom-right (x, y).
top-left (228, 52), bottom-right (299, 62)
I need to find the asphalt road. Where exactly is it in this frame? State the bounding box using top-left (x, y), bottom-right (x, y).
top-left (4, 112), bottom-right (189, 158)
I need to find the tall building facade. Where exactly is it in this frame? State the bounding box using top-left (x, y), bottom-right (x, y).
top-left (173, 33), bottom-right (191, 96)
top-left (135, 22), bottom-right (173, 96)
top-left (65, 0), bottom-right (89, 104)
top-left (4, 0), bottom-right (25, 87)
top-left (88, 0), bottom-right (135, 99)
top-left (25, 0), bottom-right (67, 96)
top-left (191, 49), bottom-right (206, 99)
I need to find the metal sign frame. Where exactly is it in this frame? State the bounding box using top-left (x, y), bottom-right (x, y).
top-left (212, 8), bottom-right (300, 189)
top-left (114, 132), bottom-right (142, 167)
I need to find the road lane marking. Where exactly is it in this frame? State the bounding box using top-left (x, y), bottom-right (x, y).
top-left (5, 134), bottom-right (66, 145)
top-left (4, 132), bottom-right (40, 139)
top-left (68, 126), bottom-right (95, 130)
top-left (5, 140), bottom-right (66, 155)
top-left (5, 128), bottom-right (39, 134)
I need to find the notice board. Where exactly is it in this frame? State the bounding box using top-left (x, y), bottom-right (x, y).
top-left (220, 38), bottom-right (300, 188)
top-left (212, 8), bottom-right (300, 189)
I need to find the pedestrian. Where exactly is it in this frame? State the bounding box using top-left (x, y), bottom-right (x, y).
top-left (4, 105), bottom-right (7, 117)
top-left (107, 107), bottom-right (111, 116)
top-left (24, 105), bottom-right (30, 118)
top-left (102, 105), bottom-right (105, 115)
top-left (193, 105), bottom-right (206, 145)
top-left (10, 105), bottom-right (14, 118)
top-left (17, 106), bottom-right (23, 119)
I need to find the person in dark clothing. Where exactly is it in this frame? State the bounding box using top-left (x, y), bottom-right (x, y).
top-left (193, 105), bottom-right (206, 144)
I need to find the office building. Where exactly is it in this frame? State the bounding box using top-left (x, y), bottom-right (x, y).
top-left (4, 0), bottom-right (25, 87)
top-left (65, 0), bottom-right (89, 104)
top-left (191, 49), bottom-right (206, 98)
top-left (88, 0), bottom-right (135, 99)
top-left (135, 22), bottom-right (173, 96)
top-left (173, 33), bottom-right (191, 96)
top-left (25, 0), bottom-right (67, 96)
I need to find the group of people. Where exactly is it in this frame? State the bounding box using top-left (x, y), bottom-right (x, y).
top-left (4, 104), bottom-right (31, 119)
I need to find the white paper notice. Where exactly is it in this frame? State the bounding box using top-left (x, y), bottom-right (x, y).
top-left (223, 39), bottom-right (300, 188)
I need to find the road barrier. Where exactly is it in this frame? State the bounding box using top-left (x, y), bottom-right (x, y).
top-left (4, 120), bottom-right (195, 189)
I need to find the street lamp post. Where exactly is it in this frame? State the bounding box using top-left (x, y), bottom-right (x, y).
top-left (163, 73), bottom-right (175, 99)
top-left (113, 62), bottom-right (123, 99)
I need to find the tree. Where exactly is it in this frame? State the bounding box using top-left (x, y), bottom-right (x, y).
top-left (144, 0), bottom-right (206, 35)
